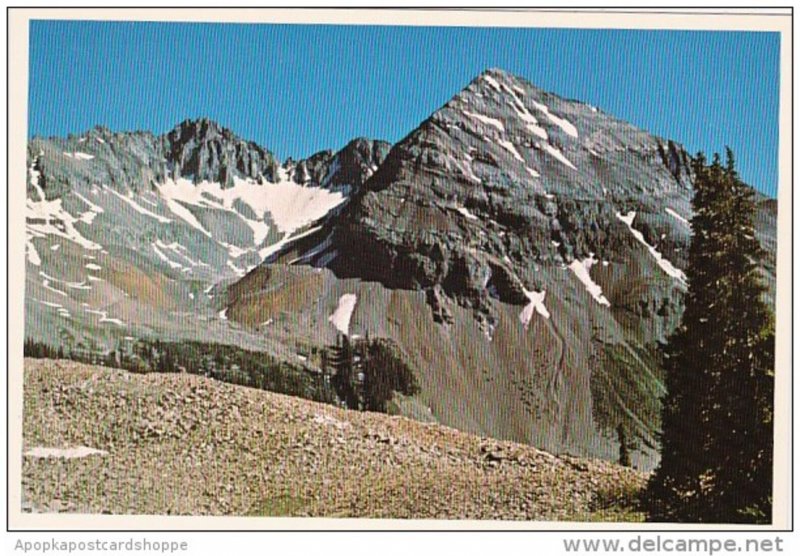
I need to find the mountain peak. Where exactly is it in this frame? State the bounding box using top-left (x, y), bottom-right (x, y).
top-left (448, 68), bottom-right (537, 113)
top-left (168, 117), bottom-right (229, 142)
top-left (481, 66), bottom-right (516, 79)
top-left (177, 116), bottom-right (219, 128)
top-left (161, 118), bottom-right (278, 185)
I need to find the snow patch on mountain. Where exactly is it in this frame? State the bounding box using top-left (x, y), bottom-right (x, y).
top-left (26, 238), bottom-right (41, 266)
top-left (531, 100), bottom-right (579, 138)
top-left (28, 164), bottom-right (45, 201)
top-left (152, 242), bottom-right (183, 270)
top-left (65, 279), bottom-right (91, 290)
top-left (329, 293), bottom-right (357, 336)
top-left (482, 74), bottom-right (503, 92)
top-left (519, 288), bottom-right (550, 328)
top-left (107, 187), bottom-right (171, 223)
top-left (665, 207), bottom-right (690, 227)
top-left (138, 195), bottom-right (159, 207)
top-left (26, 164), bottom-right (103, 252)
top-left (289, 232), bottom-right (334, 265)
top-left (497, 139), bottom-right (525, 163)
top-left (63, 152), bottom-right (95, 160)
top-left (226, 260), bottom-right (245, 277)
top-left (568, 255), bottom-right (611, 307)
top-left (459, 155), bottom-right (481, 183)
top-left (542, 144), bottom-right (576, 170)
top-left (217, 242), bottom-right (246, 259)
top-left (502, 84), bottom-right (549, 140)
top-left (73, 192), bottom-right (104, 214)
top-left (83, 307), bottom-right (125, 326)
top-left (25, 446), bottom-right (107, 459)
top-left (164, 197), bottom-right (211, 236)
top-left (73, 192), bottom-right (105, 225)
top-left (455, 206), bottom-right (479, 221)
top-left (616, 211), bottom-right (687, 282)
top-left (462, 110), bottom-right (505, 133)
top-left (157, 240), bottom-right (209, 268)
top-left (78, 211), bottom-right (99, 225)
top-left (258, 225), bottom-right (324, 261)
top-left (258, 170), bottom-right (347, 235)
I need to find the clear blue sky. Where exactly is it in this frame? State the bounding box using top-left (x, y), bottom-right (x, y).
top-left (28, 20), bottom-right (780, 196)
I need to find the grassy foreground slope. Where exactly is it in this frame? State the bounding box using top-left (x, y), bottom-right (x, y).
top-left (22, 359), bottom-right (645, 521)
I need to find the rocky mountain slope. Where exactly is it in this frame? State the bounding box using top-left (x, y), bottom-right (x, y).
top-left (23, 359), bottom-right (645, 520)
top-left (25, 118), bottom-right (388, 355)
top-left (24, 68), bottom-right (777, 471)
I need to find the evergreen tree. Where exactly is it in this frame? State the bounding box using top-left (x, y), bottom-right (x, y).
top-left (331, 334), bottom-right (359, 409)
top-left (645, 150), bottom-right (775, 523)
top-left (617, 423), bottom-right (632, 468)
top-left (704, 149), bottom-right (775, 522)
top-left (362, 338), bottom-right (420, 412)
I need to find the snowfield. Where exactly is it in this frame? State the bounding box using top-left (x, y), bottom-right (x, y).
top-left (155, 171), bottom-right (347, 257)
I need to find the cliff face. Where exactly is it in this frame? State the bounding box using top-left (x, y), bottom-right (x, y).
top-left (321, 68), bottom-right (697, 338)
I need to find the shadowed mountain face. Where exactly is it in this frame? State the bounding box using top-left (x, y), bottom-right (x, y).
top-left (25, 69), bottom-right (777, 470)
top-left (325, 70), bottom-right (697, 319)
